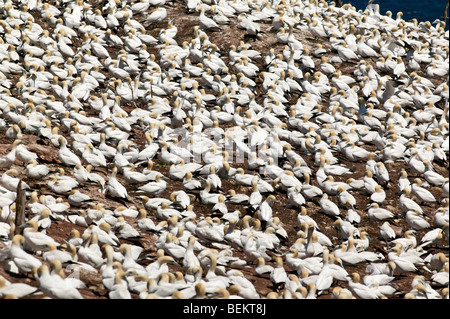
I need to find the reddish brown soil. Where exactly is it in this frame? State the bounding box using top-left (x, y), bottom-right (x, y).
top-left (0, 1), bottom-right (448, 300)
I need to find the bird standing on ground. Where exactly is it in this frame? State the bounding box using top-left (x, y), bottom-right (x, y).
top-left (57, 137), bottom-right (81, 166)
top-left (105, 166), bottom-right (128, 200)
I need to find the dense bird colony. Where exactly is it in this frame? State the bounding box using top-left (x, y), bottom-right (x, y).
top-left (0, 0), bottom-right (448, 300)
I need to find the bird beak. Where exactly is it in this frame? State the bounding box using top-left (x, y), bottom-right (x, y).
top-left (18, 222), bottom-right (30, 229)
top-left (170, 260), bottom-right (181, 267)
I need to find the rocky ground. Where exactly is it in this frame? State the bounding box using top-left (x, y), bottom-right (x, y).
top-left (0, 0), bottom-right (448, 300)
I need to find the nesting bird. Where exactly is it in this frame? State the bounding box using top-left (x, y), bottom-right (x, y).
top-left (0, 0), bottom-right (447, 301)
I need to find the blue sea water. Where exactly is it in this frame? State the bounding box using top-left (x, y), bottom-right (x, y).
top-left (345, 0), bottom-right (448, 25)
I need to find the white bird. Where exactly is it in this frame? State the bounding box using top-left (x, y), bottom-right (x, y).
top-left (333, 242), bottom-right (369, 265)
top-left (253, 257), bottom-right (273, 279)
top-left (374, 162), bottom-right (390, 185)
top-left (334, 218), bottom-right (360, 240)
top-left (303, 226), bottom-right (325, 258)
top-left (277, 170), bottom-right (303, 191)
top-left (81, 143), bottom-right (107, 167)
top-left (12, 140), bottom-right (38, 163)
top-left (321, 175), bottom-right (351, 195)
top-left (108, 270), bottom-right (131, 299)
top-left (409, 275), bottom-right (442, 299)
top-left (138, 174), bottom-right (167, 197)
top-left (391, 230), bottom-right (418, 250)
top-left (233, 168), bottom-right (256, 186)
top-left (183, 236), bottom-right (201, 271)
top-left (42, 243), bottom-right (75, 264)
top-left (198, 7), bottom-right (221, 31)
top-left (419, 227), bottom-right (444, 248)
top-left (297, 207), bottom-right (319, 230)
top-left (77, 233), bottom-right (110, 267)
top-left (47, 174), bottom-right (76, 194)
top-left (206, 165), bottom-right (222, 191)
top-left (0, 143), bottom-right (17, 168)
top-left (411, 178), bottom-right (437, 203)
top-left (211, 195), bottom-right (228, 216)
top-left (34, 262), bottom-right (83, 299)
top-left (145, 252), bottom-right (177, 279)
top-left (301, 173), bottom-right (323, 199)
top-left (156, 202), bottom-right (182, 221)
top-left (430, 263), bottom-right (449, 287)
top-left (341, 142), bottom-right (370, 162)
top-left (287, 185), bottom-right (306, 207)
top-left (26, 159), bottom-right (50, 179)
top-left (144, 7), bottom-right (167, 24)
top-left (182, 171), bottom-right (203, 192)
top-left (1, 235), bottom-right (42, 275)
top-left (195, 217), bottom-right (225, 243)
top-left (380, 222), bottom-right (397, 246)
top-left (1, 169), bottom-right (30, 192)
top-left (314, 247), bottom-right (335, 291)
top-left (270, 256), bottom-right (288, 291)
top-left (135, 209), bottom-right (160, 233)
top-left (257, 195), bottom-right (276, 225)
top-left (336, 186), bottom-right (356, 208)
top-left (319, 193), bottom-right (340, 217)
top-left (432, 208), bottom-right (449, 229)
top-left (100, 244), bottom-right (119, 290)
top-left (159, 141), bottom-right (182, 165)
top-left (204, 254), bottom-right (230, 290)
top-left (370, 185), bottom-right (386, 204)
top-left (57, 137), bottom-right (81, 166)
top-left (115, 217), bottom-right (141, 240)
top-left (123, 164), bottom-right (151, 184)
top-left (407, 150), bottom-right (426, 175)
top-left (119, 244), bottom-right (146, 275)
top-left (0, 274), bottom-right (38, 298)
top-left (199, 180), bottom-right (221, 205)
top-left (423, 160), bottom-right (446, 186)
top-left (405, 210), bottom-right (431, 231)
top-left (348, 273), bottom-right (379, 299)
top-left (387, 246), bottom-right (418, 274)
top-left (397, 169), bottom-right (411, 193)
top-left (330, 286), bottom-right (353, 299)
top-left (19, 220), bottom-right (60, 253)
top-left (399, 189), bottom-right (423, 214)
top-left (68, 189), bottom-right (92, 207)
top-left (225, 189), bottom-right (249, 206)
top-left (105, 166), bottom-right (128, 199)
